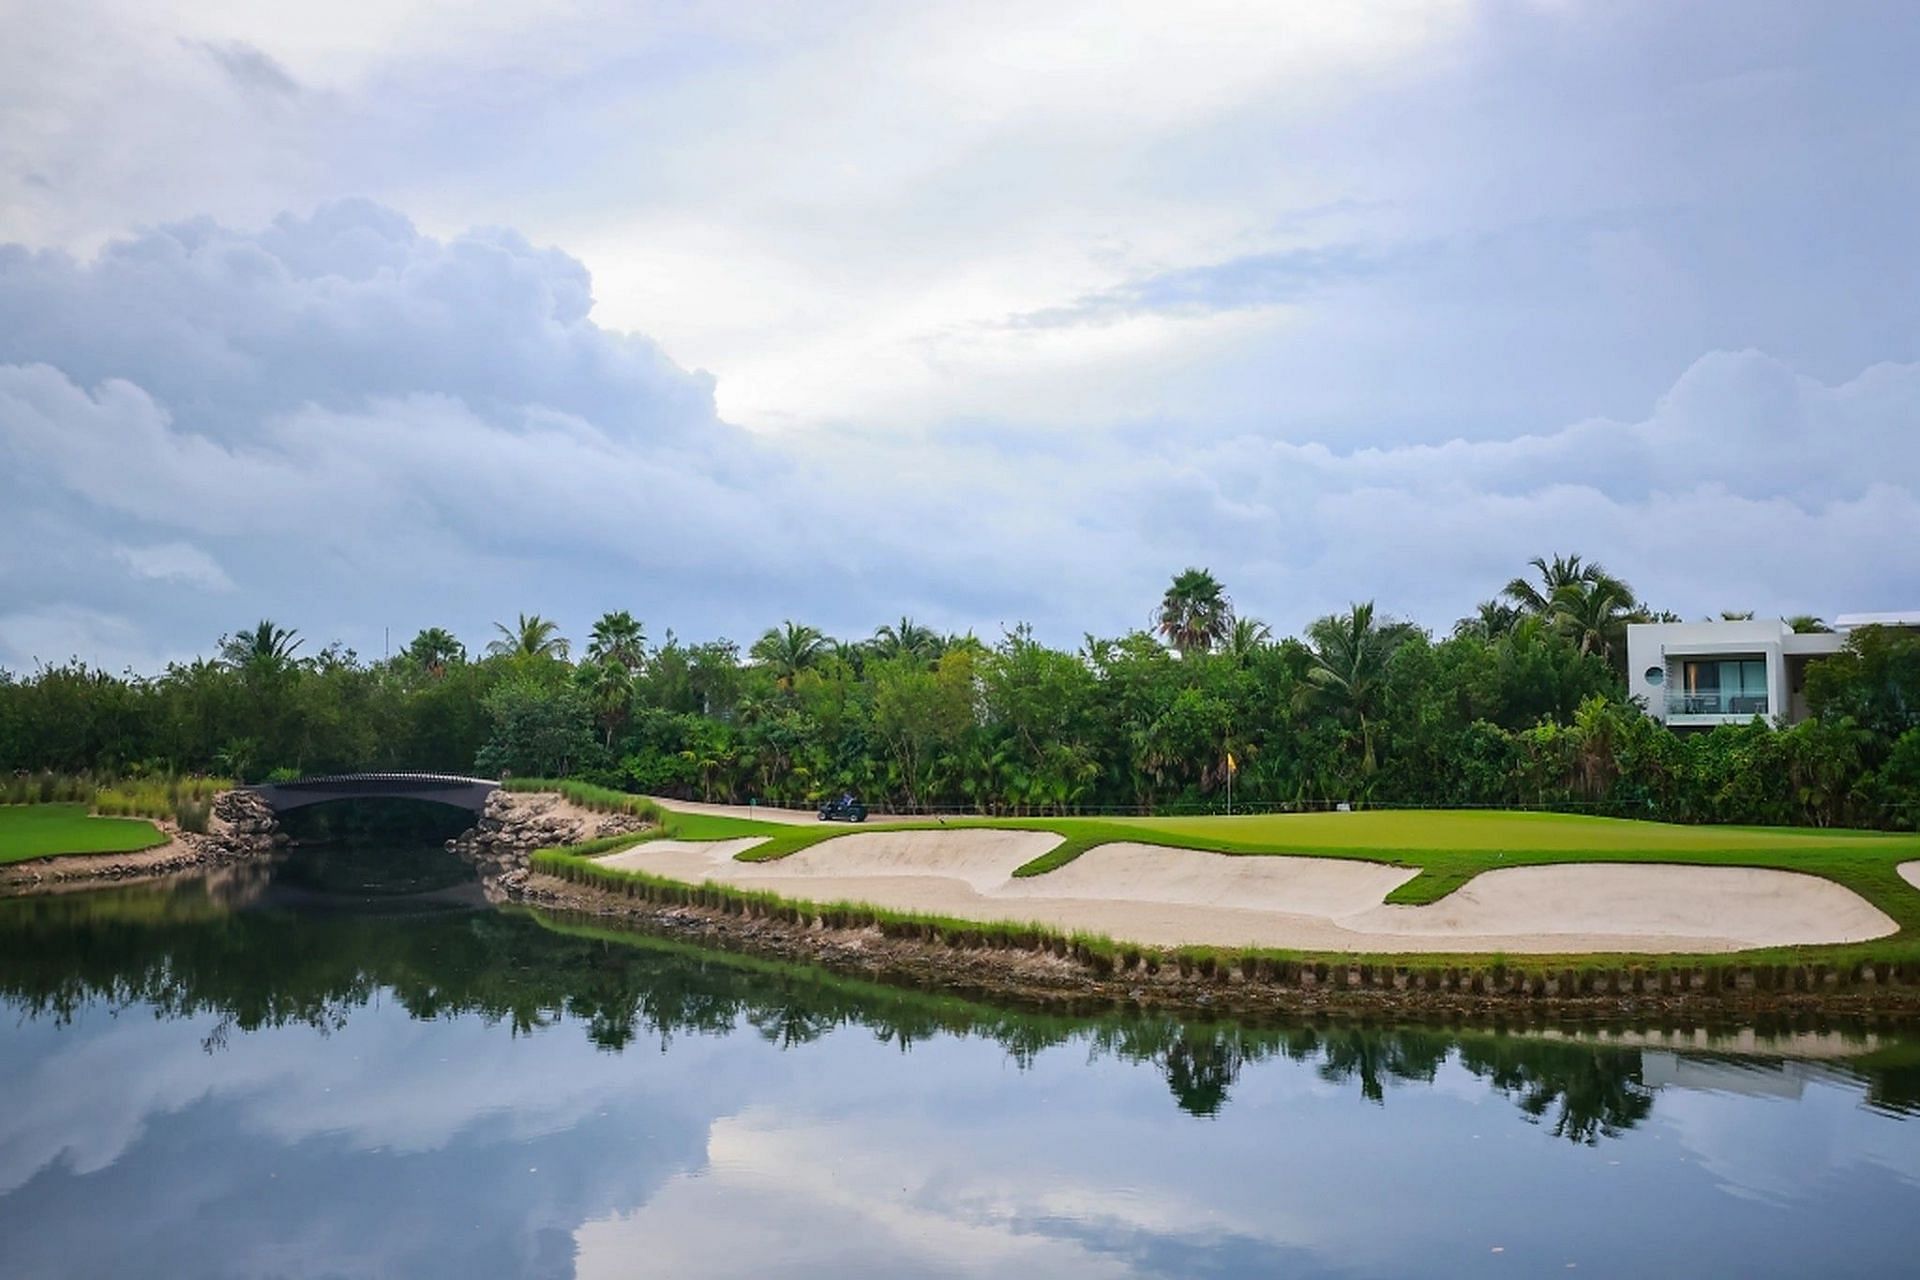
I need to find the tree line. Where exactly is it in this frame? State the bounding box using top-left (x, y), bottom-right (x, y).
top-left (1, 556), bottom-right (1915, 828)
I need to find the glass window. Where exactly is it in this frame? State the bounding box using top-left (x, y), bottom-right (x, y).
top-left (1644, 667), bottom-right (1664, 686)
top-left (1675, 657), bottom-right (1768, 714)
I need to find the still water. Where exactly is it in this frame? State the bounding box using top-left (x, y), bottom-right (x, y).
top-left (1, 833), bottom-right (1918, 1279)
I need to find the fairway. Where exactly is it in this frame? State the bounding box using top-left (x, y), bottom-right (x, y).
top-left (0, 805), bottom-right (170, 865)
top-left (1104, 809), bottom-right (1902, 856)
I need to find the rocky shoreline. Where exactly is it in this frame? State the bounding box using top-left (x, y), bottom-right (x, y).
top-left (448, 790), bottom-right (649, 898)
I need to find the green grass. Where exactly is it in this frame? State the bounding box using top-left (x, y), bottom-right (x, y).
top-left (0, 804), bottom-right (171, 864)
top-left (542, 801), bottom-right (1920, 970)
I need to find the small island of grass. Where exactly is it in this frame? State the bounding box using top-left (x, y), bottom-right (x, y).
top-left (0, 804), bottom-right (171, 865)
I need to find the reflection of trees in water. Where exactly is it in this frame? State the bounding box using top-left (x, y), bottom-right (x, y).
top-left (1455, 1041), bottom-right (1654, 1144)
top-left (0, 897), bottom-right (1860, 1139)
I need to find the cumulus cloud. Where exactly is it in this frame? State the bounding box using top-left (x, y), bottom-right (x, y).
top-left (0, 200), bottom-right (1914, 674)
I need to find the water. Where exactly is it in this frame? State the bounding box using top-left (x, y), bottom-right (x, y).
top-left (2, 837), bottom-right (1919, 1278)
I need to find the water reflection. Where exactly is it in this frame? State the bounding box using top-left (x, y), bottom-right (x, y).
top-left (0, 873), bottom-right (1917, 1278)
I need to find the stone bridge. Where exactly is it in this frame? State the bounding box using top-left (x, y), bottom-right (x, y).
top-left (244, 773), bottom-right (501, 815)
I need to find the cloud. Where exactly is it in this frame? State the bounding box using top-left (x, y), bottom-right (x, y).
top-left (112, 542), bottom-right (235, 591)
top-left (1007, 245), bottom-right (1386, 329)
top-left (0, 199), bottom-right (1915, 676)
top-left (190, 39), bottom-right (301, 99)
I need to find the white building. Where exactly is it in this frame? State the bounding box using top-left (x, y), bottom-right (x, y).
top-left (1626, 612), bottom-right (1919, 728)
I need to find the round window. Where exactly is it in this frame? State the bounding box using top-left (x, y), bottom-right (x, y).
top-left (1644, 667), bottom-right (1665, 686)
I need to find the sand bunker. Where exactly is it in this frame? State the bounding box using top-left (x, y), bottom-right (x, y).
top-left (1900, 862), bottom-right (1920, 892)
top-left (593, 831), bottom-right (1897, 954)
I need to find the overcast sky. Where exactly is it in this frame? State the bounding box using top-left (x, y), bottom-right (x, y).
top-left (2, 0), bottom-right (1916, 672)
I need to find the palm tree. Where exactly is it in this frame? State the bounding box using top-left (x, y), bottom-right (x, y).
top-left (943, 631), bottom-right (987, 657)
top-left (1156, 568), bottom-right (1233, 657)
top-left (1302, 601), bottom-right (1412, 776)
top-left (751, 621), bottom-right (830, 689)
top-left (580, 659), bottom-right (634, 748)
top-left (587, 610), bottom-right (647, 670)
top-left (1785, 614), bottom-right (1832, 634)
top-left (1551, 577), bottom-right (1636, 663)
top-left (403, 627), bottom-right (464, 677)
top-left (1502, 554), bottom-right (1629, 616)
top-left (1455, 599), bottom-right (1521, 640)
top-left (1224, 616), bottom-right (1272, 662)
top-left (487, 613), bottom-right (569, 661)
top-left (219, 620), bottom-right (303, 672)
top-left (870, 617), bottom-right (941, 663)
top-left (1716, 610), bottom-right (1755, 621)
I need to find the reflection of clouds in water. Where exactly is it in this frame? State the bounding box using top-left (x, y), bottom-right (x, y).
top-left (1655, 1075), bottom-right (1920, 1205)
top-left (5, 988), bottom-right (1920, 1279)
top-left (0, 1001), bottom-right (741, 1196)
top-left (574, 1106), bottom-right (1331, 1280)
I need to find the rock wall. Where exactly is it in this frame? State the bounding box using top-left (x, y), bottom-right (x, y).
top-left (204, 789), bottom-right (285, 860)
top-left (447, 790), bottom-right (648, 897)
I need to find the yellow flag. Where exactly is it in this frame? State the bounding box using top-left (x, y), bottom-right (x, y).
top-left (1226, 751), bottom-right (1237, 773)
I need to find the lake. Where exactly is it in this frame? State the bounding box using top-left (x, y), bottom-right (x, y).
top-left (1, 836), bottom-right (1917, 1278)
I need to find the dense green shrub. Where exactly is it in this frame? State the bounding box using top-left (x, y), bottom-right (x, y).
top-left (1, 605), bottom-right (1914, 830)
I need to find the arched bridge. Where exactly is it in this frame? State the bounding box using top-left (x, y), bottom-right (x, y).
top-left (245, 773), bottom-right (500, 815)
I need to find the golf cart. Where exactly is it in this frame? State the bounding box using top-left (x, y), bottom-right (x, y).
top-left (817, 793), bottom-right (868, 822)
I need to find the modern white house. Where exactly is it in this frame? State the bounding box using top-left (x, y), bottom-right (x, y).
top-left (1626, 612), bottom-right (1919, 729)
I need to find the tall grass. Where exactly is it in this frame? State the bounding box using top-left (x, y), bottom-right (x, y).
top-left (4, 770), bottom-right (232, 831)
top-left (503, 777), bottom-right (664, 823)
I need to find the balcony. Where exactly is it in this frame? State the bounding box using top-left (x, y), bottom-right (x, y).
top-left (1666, 692), bottom-right (1769, 718)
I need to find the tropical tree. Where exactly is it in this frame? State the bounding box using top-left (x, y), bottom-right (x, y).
top-left (587, 611), bottom-right (647, 671)
top-left (1302, 601), bottom-right (1414, 777)
top-left (578, 659), bottom-right (635, 748)
top-left (1502, 554), bottom-right (1628, 616)
top-left (219, 620), bottom-right (303, 672)
top-left (751, 622), bottom-right (830, 690)
top-left (1455, 600), bottom-right (1521, 640)
top-left (404, 627), bottom-right (465, 677)
top-left (1223, 616), bottom-right (1272, 663)
top-left (487, 613), bottom-right (569, 662)
top-left (1786, 614), bottom-right (1832, 634)
top-left (1156, 568), bottom-right (1232, 657)
top-left (1549, 576), bottom-right (1637, 665)
top-left (869, 617), bottom-right (941, 664)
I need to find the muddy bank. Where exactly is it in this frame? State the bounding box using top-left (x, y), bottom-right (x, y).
top-left (516, 870), bottom-right (1920, 1021)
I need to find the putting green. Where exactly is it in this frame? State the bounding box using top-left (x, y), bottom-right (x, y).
top-left (0, 804), bottom-right (170, 865)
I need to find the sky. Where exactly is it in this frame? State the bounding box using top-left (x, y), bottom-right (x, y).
top-left (1, 0), bottom-right (1916, 673)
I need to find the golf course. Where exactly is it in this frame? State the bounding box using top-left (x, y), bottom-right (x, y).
top-left (539, 796), bottom-right (1920, 962)
top-left (0, 804), bottom-right (170, 865)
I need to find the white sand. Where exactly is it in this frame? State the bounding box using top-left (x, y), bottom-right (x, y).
top-left (1899, 861), bottom-right (1920, 891)
top-left (591, 830), bottom-right (1898, 955)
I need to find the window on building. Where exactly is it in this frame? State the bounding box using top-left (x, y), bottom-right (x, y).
top-left (1677, 658), bottom-right (1768, 715)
